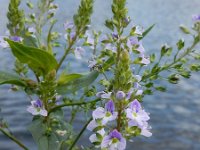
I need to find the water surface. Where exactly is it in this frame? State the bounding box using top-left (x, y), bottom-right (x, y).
top-left (0, 0), bottom-right (200, 150)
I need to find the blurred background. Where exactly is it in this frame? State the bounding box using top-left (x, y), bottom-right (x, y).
top-left (0, 0), bottom-right (200, 149)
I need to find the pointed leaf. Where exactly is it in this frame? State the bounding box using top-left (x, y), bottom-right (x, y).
top-left (139, 24), bottom-right (155, 40)
top-left (57, 73), bottom-right (83, 85)
top-left (57, 71), bottom-right (99, 94)
top-left (6, 39), bottom-right (58, 75)
top-left (0, 71), bottom-right (26, 86)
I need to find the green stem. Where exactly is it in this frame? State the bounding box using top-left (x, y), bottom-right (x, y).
top-left (56, 32), bottom-right (79, 71)
top-left (0, 128), bottom-right (28, 150)
top-left (68, 117), bottom-right (92, 150)
top-left (142, 41), bottom-right (198, 81)
top-left (48, 98), bottom-right (101, 114)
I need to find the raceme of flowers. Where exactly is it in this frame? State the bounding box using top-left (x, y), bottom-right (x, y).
top-left (87, 90), bottom-right (151, 150)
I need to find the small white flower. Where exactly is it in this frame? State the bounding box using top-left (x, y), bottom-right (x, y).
top-left (74, 47), bottom-right (85, 59)
top-left (89, 129), bottom-right (105, 148)
top-left (28, 27), bottom-right (36, 34)
top-left (96, 91), bottom-right (112, 99)
top-left (0, 36), bottom-right (9, 48)
top-left (56, 130), bottom-right (67, 136)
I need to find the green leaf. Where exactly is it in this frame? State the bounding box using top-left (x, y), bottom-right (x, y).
top-left (28, 111), bottom-right (71, 150)
top-left (6, 39), bottom-right (58, 75)
top-left (161, 44), bottom-right (172, 57)
top-left (139, 24), bottom-right (155, 40)
top-left (102, 56), bottom-right (115, 71)
top-left (180, 70), bottom-right (191, 78)
top-left (190, 64), bottom-right (200, 72)
top-left (145, 82), bottom-right (154, 88)
top-left (0, 71), bottom-right (26, 86)
top-left (105, 19), bottom-right (114, 31)
top-left (150, 54), bottom-right (156, 62)
top-left (143, 89), bottom-right (153, 95)
top-left (168, 74), bottom-right (179, 84)
top-left (155, 86), bottom-right (166, 92)
top-left (179, 25), bottom-right (190, 34)
top-left (58, 73), bottom-right (83, 85)
top-left (57, 71), bottom-right (99, 94)
top-left (176, 39), bottom-right (185, 50)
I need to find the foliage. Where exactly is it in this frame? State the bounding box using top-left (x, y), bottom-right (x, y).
top-left (0, 0), bottom-right (200, 150)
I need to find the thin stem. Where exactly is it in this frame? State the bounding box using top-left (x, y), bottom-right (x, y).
top-left (56, 32), bottom-right (79, 71)
top-left (0, 128), bottom-right (28, 150)
top-left (48, 98), bottom-right (101, 114)
top-left (142, 41), bottom-right (198, 81)
top-left (68, 117), bottom-right (92, 150)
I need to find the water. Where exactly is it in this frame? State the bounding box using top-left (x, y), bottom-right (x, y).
top-left (0, 0), bottom-right (200, 149)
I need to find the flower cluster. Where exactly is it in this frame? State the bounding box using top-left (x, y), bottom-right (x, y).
top-left (87, 90), bottom-right (151, 150)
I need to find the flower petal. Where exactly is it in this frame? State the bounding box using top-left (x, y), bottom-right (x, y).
top-left (101, 135), bottom-right (111, 149)
top-left (92, 107), bottom-right (105, 119)
top-left (74, 47), bottom-right (85, 59)
top-left (87, 120), bottom-right (98, 131)
top-left (118, 137), bottom-right (126, 150)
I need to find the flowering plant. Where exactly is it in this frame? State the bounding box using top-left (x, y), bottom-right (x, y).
top-left (0, 0), bottom-right (200, 150)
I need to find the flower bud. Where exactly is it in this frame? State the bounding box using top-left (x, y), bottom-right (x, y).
top-left (116, 91), bottom-right (125, 100)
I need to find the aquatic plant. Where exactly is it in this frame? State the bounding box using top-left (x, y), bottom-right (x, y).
top-left (0, 0), bottom-right (200, 149)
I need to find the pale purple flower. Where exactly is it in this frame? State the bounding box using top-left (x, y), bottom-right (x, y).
top-left (104, 43), bottom-right (117, 52)
top-left (88, 59), bottom-right (97, 68)
top-left (64, 31), bottom-right (76, 41)
top-left (140, 54), bottom-right (150, 65)
top-left (137, 41), bottom-right (145, 54)
top-left (136, 89), bottom-right (143, 96)
top-left (105, 100), bottom-right (115, 114)
top-left (27, 99), bottom-right (47, 116)
top-left (126, 99), bottom-right (150, 127)
top-left (87, 119), bottom-right (99, 131)
top-left (74, 47), bottom-right (85, 59)
top-left (0, 36), bottom-right (23, 48)
top-left (135, 26), bottom-right (143, 35)
top-left (127, 37), bottom-right (139, 48)
top-left (10, 36), bottom-right (23, 42)
top-left (140, 121), bottom-right (152, 137)
top-left (126, 90), bottom-right (132, 100)
top-left (96, 91), bottom-right (112, 99)
top-left (123, 17), bottom-right (130, 24)
top-left (192, 14), bottom-right (200, 21)
top-left (134, 82), bottom-right (140, 89)
top-left (129, 99), bottom-right (141, 112)
top-left (70, 31), bottom-right (76, 40)
top-left (127, 37), bottom-right (145, 54)
top-left (134, 75), bottom-right (142, 82)
top-left (64, 22), bottom-right (74, 30)
top-left (86, 35), bottom-right (95, 45)
top-left (112, 32), bottom-right (119, 39)
top-left (92, 100), bottom-right (117, 124)
top-left (133, 75), bottom-right (142, 89)
top-left (28, 27), bottom-right (36, 34)
top-left (116, 91), bottom-right (126, 100)
top-left (89, 129), bottom-right (105, 147)
top-left (0, 36), bottom-right (9, 48)
top-left (101, 129), bottom-right (126, 150)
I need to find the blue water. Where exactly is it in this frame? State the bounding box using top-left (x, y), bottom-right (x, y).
top-left (0, 0), bottom-right (200, 150)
